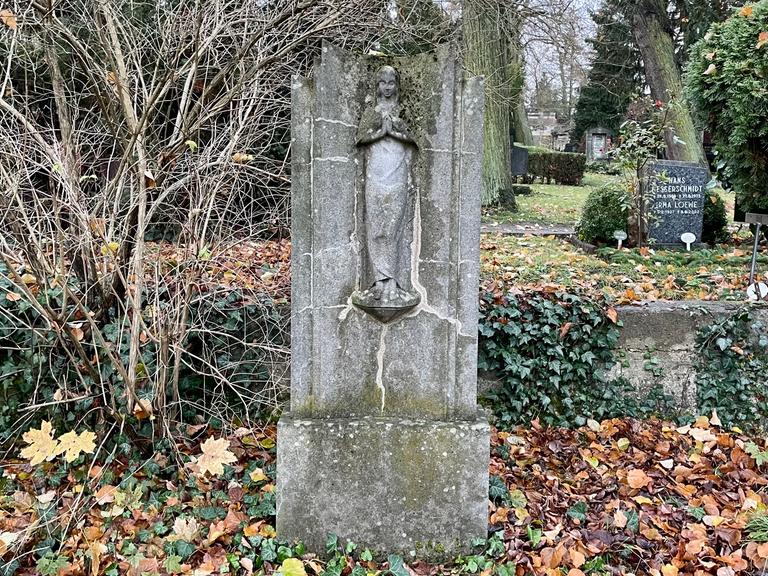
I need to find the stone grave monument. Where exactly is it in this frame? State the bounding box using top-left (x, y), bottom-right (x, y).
top-left (647, 160), bottom-right (708, 246)
top-left (511, 144), bottom-right (529, 177)
top-left (276, 43), bottom-right (490, 558)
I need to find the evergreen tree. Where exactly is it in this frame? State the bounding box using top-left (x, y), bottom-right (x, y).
top-left (572, 4), bottom-right (642, 144)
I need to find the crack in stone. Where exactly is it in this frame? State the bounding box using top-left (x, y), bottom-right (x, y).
top-left (337, 293), bottom-right (356, 322)
top-left (405, 190), bottom-right (464, 336)
top-left (315, 156), bottom-right (350, 163)
top-left (316, 117), bottom-right (357, 128)
top-left (375, 325), bottom-right (388, 413)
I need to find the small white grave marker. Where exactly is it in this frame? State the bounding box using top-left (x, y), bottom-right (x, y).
top-left (747, 282), bottom-right (768, 301)
top-left (613, 230), bottom-right (628, 249)
top-left (680, 232), bottom-right (696, 251)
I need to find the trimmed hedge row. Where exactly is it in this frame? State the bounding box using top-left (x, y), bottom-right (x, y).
top-left (523, 146), bottom-right (587, 186)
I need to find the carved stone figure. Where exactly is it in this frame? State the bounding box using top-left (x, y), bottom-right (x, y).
top-left (352, 66), bottom-right (421, 322)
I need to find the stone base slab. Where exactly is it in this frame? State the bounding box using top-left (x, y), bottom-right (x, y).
top-left (276, 415), bottom-right (490, 559)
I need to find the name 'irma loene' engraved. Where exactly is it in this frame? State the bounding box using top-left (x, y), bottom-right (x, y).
top-left (352, 65), bottom-right (421, 323)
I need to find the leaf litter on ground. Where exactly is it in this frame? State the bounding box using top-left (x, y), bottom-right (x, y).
top-left (2, 415), bottom-right (768, 575)
top-left (481, 234), bottom-right (767, 303)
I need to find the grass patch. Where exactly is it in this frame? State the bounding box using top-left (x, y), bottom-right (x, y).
top-left (481, 234), bottom-right (765, 302)
top-left (483, 173), bottom-right (617, 226)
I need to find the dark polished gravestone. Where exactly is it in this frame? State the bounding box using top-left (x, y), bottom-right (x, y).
top-left (511, 144), bottom-right (529, 176)
top-left (646, 160), bottom-right (709, 246)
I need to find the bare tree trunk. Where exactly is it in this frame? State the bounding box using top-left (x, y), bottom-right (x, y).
top-left (464, 0), bottom-right (514, 204)
top-left (629, 0), bottom-right (706, 165)
top-left (506, 10), bottom-right (532, 145)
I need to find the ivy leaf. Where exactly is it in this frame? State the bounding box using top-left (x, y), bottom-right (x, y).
top-left (527, 526), bottom-right (542, 547)
top-left (37, 554), bottom-right (69, 576)
top-left (20, 421), bottom-right (59, 465)
top-left (162, 555), bottom-right (183, 574)
top-left (567, 501), bottom-right (588, 522)
top-left (196, 437), bottom-right (237, 476)
top-left (386, 555), bottom-right (409, 576)
top-left (746, 442), bottom-right (768, 466)
top-left (54, 430), bottom-right (96, 463)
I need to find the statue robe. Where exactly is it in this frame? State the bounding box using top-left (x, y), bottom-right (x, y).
top-left (358, 108), bottom-right (417, 288)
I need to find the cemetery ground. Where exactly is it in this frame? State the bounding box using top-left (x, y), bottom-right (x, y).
top-left (483, 173), bottom-right (618, 229)
top-left (481, 171), bottom-right (755, 303)
top-left (481, 235), bottom-right (764, 303)
top-left (6, 205), bottom-right (768, 576)
top-left (482, 173), bottom-right (736, 232)
top-left (5, 412), bottom-right (768, 576)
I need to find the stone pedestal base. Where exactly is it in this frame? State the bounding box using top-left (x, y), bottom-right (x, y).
top-left (276, 415), bottom-right (490, 559)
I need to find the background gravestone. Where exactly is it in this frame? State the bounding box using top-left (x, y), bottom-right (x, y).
top-left (511, 144), bottom-right (529, 176)
top-left (586, 126), bottom-right (613, 161)
top-left (277, 42), bottom-right (490, 558)
top-left (647, 160), bottom-right (708, 246)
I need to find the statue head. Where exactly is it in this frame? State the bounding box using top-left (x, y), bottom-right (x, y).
top-left (376, 66), bottom-right (399, 102)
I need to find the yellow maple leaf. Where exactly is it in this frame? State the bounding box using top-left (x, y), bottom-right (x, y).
top-left (231, 152), bottom-right (254, 164)
top-left (741, 5), bottom-right (754, 17)
top-left (197, 437), bottom-right (237, 476)
top-left (55, 430), bottom-right (96, 463)
top-left (249, 467), bottom-right (268, 482)
top-left (20, 421), bottom-right (59, 465)
top-left (758, 31), bottom-right (768, 48)
top-left (278, 558), bottom-right (307, 576)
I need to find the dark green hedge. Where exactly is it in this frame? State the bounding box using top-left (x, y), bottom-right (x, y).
top-left (523, 147), bottom-right (587, 185)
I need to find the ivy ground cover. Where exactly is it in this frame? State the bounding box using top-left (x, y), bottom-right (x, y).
top-left (481, 235), bottom-right (767, 303)
top-left (3, 416), bottom-right (768, 575)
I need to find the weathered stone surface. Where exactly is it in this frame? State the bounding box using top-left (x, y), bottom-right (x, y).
top-left (646, 160), bottom-right (708, 246)
top-left (276, 415), bottom-right (490, 559)
top-left (288, 42), bottom-right (485, 420)
top-left (282, 42), bottom-right (488, 558)
top-left (613, 301), bottom-right (768, 410)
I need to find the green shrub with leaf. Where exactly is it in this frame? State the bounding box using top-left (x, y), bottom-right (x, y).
top-left (478, 288), bottom-right (647, 428)
top-left (686, 2), bottom-right (768, 213)
top-left (585, 160), bottom-right (622, 176)
top-left (577, 184), bottom-right (628, 245)
top-left (695, 306), bottom-right (768, 432)
top-left (702, 191), bottom-right (730, 244)
top-left (0, 258), bottom-right (289, 447)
